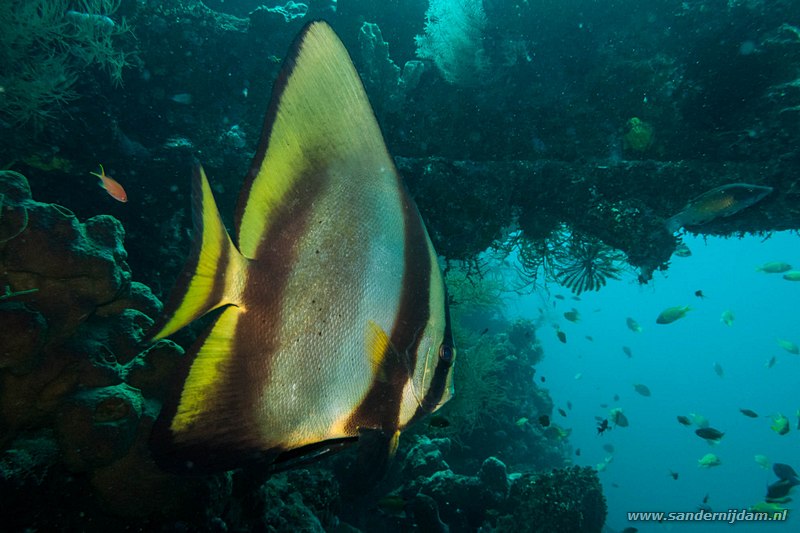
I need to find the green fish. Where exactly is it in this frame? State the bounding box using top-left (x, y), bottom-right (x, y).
top-left (756, 262), bottom-right (792, 274)
top-left (749, 501), bottom-right (786, 514)
top-left (720, 310), bottom-right (734, 326)
top-left (656, 305), bottom-right (691, 324)
top-left (689, 412), bottom-right (710, 428)
top-left (771, 414), bottom-right (790, 435)
top-left (777, 339), bottom-right (799, 355)
top-left (543, 425), bottom-right (571, 440)
top-left (625, 317), bottom-right (642, 333)
top-left (622, 346), bottom-right (633, 358)
top-left (673, 243), bottom-right (692, 257)
top-left (698, 453), bottom-right (722, 468)
top-left (147, 22), bottom-right (455, 473)
top-left (783, 271), bottom-right (800, 281)
top-left (755, 454), bottom-right (770, 470)
top-left (563, 309), bottom-right (580, 322)
top-left (610, 407), bottom-right (629, 427)
top-left (665, 183), bottom-right (773, 233)
top-left (633, 383), bottom-right (651, 397)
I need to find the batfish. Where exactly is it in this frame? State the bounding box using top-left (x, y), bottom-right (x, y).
top-left (148, 22), bottom-right (455, 473)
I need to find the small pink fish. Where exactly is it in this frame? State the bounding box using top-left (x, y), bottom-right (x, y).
top-left (90, 164), bottom-right (127, 202)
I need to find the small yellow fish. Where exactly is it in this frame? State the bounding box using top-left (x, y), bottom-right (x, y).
top-left (783, 271), bottom-right (800, 281)
top-left (771, 414), bottom-right (790, 435)
top-left (755, 454), bottom-right (770, 470)
top-left (515, 417), bottom-right (529, 428)
top-left (749, 501), bottom-right (786, 514)
top-left (656, 305), bottom-right (691, 324)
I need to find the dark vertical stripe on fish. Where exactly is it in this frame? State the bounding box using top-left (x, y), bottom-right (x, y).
top-left (346, 181), bottom-right (431, 433)
top-left (231, 165), bottom-right (327, 437)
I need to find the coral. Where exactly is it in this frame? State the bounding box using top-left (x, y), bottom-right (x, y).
top-left (497, 466), bottom-right (607, 533)
top-left (0, 170), bottom-right (199, 525)
top-left (358, 22), bottom-right (402, 116)
top-left (237, 470), bottom-right (339, 531)
top-left (366, 446), bottom-right (604, 531)
top-left (418, 314), bottom-right (563, 476)
top-left (415, 0), bottom-right (490, 86)
top-left (436, 333), bottom-right (512, 436)
top-left (412, 456), bottom-right (509, 528)
top-left (251, 1), bottom-right (309, 23)
top-left (403, 436), bottom-right (451, 479)
top-left (0, 0), bottom-right (137, 128)
top-left (357, 22), bottom-right (429, 122)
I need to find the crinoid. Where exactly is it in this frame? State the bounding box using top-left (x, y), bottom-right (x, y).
top-left (552, 235), bottom-right (625, 295)
top-left (506, 227), bottom-right (571, 293)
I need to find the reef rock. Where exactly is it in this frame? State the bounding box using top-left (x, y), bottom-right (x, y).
top-left (0, 170), bottom-right (189, 524)
top-left (498, 466), bottom-right (607, 532)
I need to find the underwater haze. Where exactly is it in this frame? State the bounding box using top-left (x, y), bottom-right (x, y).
top-left (2, 0), bottom-right (800, 531)
top-left (517, 231), bottom-right (800, 533)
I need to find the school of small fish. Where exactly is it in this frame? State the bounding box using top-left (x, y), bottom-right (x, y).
top-left (541, 258), bottom-right (799, 511)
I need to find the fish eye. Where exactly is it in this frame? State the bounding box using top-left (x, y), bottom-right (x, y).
top-left (438, 344), bottom-right (454, 364)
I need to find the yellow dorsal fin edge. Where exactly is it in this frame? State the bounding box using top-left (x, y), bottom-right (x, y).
top-left (237, 21), bottom-right (389, 258)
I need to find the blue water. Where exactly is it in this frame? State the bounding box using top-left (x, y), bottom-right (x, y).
top-left (507, 231), bottom-right (799, 532)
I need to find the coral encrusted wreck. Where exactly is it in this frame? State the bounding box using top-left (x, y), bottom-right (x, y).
top-left (0, 170), bottom-right (195, 525)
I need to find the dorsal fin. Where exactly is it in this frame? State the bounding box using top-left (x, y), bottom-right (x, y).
top-left (149, 165), bottom-right (248, 340)
top-left (234, 21), bottom-right (392, 259)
